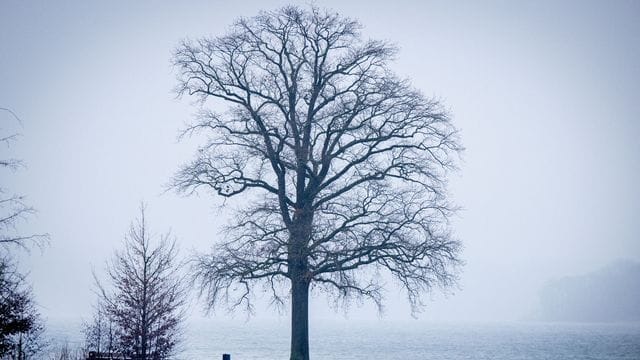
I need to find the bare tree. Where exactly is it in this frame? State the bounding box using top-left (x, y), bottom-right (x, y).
top-left (47, 342), bottom-right (84, 360)
top-left (173, 6), bottom-right (462, 360)
top-left (0, 108), bottom-right (48, 250)
top-left (95, 205), bottom-right (185, 360)
top-left (0, 109), bottom-right (47, 360)
top-left (82, 302), bottom-right (115, 358)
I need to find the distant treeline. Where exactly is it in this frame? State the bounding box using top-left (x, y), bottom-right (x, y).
top-left (536, 260), bottom-right (640, 322)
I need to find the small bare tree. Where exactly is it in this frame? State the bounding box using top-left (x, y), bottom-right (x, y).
top-left (82, 302), bottom-right (115, 358)
top-left (48, 342), bottom-right (84, 360)
top-left (174, 6), bottom-right (462, 360)
top-left (96, 205), bottom-right (185, 360)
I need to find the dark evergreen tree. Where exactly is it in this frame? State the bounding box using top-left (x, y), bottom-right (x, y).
top-left (0, 258), bottom-right (46, 360)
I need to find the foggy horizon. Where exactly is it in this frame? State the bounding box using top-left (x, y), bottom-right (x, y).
top-left (2, 0), bottom-right (639, 330)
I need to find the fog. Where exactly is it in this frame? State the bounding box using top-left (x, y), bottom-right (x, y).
top-left (1, 0), bottom-right (639, 325)
top-left (536, 260), bottom-right (640, 322)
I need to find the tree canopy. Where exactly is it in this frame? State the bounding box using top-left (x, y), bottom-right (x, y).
top-left (174, 6), bottom-right (462, 360)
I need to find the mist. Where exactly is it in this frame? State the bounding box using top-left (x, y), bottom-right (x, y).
top-left (1, 0), bottom-right (638, 335)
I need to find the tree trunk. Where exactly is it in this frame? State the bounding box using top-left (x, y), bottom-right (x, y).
top-left (290, 276), bottom-right (310, 360)
top-left (17, 333), bottom-right (23, 360)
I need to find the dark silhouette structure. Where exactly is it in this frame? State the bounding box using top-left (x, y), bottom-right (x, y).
top-left (174, 6), bottom-right (462, 360)
top-left (0, 258), bottom-right (45, 359)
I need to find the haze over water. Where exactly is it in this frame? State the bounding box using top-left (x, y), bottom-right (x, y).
top-left (47, 319), bottom-right (640, 360)
top-left (1, 1), bottom-right (639, 358)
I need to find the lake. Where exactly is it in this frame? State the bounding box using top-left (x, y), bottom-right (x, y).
top-left (47, 319), bottom-right (640, 359)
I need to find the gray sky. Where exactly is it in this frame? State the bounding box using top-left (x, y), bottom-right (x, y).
top-left (1, 0), bottom-right (639, 323)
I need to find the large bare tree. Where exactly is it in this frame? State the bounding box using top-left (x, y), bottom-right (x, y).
top-left (174, 6), bottom-right (462, 360)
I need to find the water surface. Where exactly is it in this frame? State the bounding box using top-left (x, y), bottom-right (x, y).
top-left (48, 319), bottom-right (640, 359)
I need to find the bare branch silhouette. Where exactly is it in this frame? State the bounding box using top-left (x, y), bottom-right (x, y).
top-left (0, 108), bottom-right (49, 251)
top-left (174, 6), bottom-right (463, 360)
top-left (94, 204), bottom-right (186, 360)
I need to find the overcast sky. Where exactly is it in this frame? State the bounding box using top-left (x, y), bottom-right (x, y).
top-left (1, 0), bottom-right (638, 323)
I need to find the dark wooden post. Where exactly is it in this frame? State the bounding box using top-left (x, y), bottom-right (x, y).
top-left (223, 354), bottom-right (231, 360)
